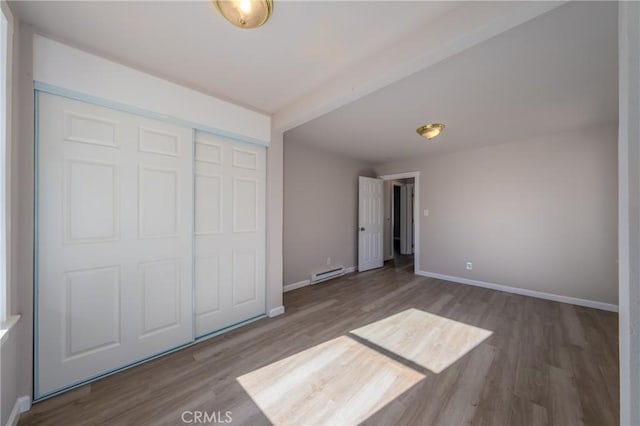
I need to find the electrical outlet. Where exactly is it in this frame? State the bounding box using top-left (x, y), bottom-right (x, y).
top-left (466, 262), bottom-right (473, 270)
top-left (327, 257), bottom-right (331, 265)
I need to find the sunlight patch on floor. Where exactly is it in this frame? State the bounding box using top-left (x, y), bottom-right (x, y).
top-left (351, 308), bottom-right (493, 373)
top-left (236, 335), bottom-right (424, 425)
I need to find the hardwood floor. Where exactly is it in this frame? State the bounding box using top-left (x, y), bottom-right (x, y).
top-left (20, 257), bottom-right (619, 425)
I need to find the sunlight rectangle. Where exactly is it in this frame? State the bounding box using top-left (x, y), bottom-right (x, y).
top-left (351, 308), bottom-right (493, 373)
top-left (236, 335), bottom-right (424, 425)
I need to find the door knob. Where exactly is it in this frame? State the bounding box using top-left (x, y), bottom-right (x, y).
top-left (360, 227), bottom-right (365, 231)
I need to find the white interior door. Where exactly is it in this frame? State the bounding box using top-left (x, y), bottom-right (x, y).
top-left (358, 176), bottom-right (384, 272)
top-left (37, 93), bottom-right (193, 398)
top-left (194, 131), bottom-right (266, 338)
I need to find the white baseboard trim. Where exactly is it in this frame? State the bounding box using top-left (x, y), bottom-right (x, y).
top-left (268, 306), bottom-right (285, 317)
top-left (18, 396), bottom-right (31, 415)
top-left (345, 266), bottom-right (357, 274)
top-left (416, 270), bottom-right (618, 312)
top-left (283, 280), bottom-right (310, 293)
top-left (6, 396), bottom-right (31, 426)
top-left (5, 402), bottom-right (19, 426)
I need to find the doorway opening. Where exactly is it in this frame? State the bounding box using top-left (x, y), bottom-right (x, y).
top-left (393, 184), bottom-right (402, 255)
top-left (378, 172), bottom-right (420, 275)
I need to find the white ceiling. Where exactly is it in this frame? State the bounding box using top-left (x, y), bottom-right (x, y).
top-left (9, 0), bottom-right (458, 113)
top-left (286, 1), bottom-right (618, 163)
top-left (10, 1), bottom-right (617, 163)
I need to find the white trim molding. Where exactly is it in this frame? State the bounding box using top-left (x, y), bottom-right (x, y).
top-left (6, 396), bottom-right (31, 426)
top-left (268, 306), bottom-right (285, 317)
top-left (417, 270), bottom-right (618, 312)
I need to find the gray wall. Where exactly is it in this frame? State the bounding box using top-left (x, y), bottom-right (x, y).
top-left (14, 21), bottom-right (34, 407)
top-left (266, 129), bottom-right (284, 312)
top-left (375, 125), bottom-right (618, 304)
top-left (283, 139), bottom-right (373, 285)
top-left (2, 18), bottom-right (34, 424)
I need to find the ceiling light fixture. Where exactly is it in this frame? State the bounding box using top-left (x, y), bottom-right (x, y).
top-left (416, 123), bottom-right (445, 140)
top-left (214, 0), bottom-right (273, 29)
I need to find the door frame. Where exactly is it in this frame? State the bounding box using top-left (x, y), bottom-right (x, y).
top-left (378, 172), bottom-right (420, 275)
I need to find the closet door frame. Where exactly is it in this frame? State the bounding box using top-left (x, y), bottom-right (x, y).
top-left (33, 86), bottom-right (268, 401)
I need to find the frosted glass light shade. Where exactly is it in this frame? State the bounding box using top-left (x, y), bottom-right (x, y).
top-left (214, 0), bottom-right (273, 29)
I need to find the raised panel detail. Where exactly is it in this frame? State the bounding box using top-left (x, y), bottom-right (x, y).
top-left (139, 260), bottom-right (180, 337)
top-left (64, 159), bottom-right (118, 243)
top-left (139, 127), bottom-right (180, 157)
top-left (64, 266), bottom-right (120, 360)
top-left (195, 256), bottom-right (221, 317)
top-left (232, 250), bottom-right (257, 306)
top-left (139, 167), bottom-right (179, 238)
top-left (195, 141), bottom-right (222, 164)
top-left (233, 178), bottom-right (258, 233)
top-left (195, 174), bottom-right (222, 235)
top-left (232, 148), bottom-right (258, 170)
top-left (64, 112), bottom-right (118, 148)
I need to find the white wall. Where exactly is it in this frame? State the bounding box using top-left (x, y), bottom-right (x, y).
top-left (283, 140), bottom-right (374, 286)
top-left (375, 125), bottom-right (618, 306)
top-left (618, 3), bottom-right (640, 425)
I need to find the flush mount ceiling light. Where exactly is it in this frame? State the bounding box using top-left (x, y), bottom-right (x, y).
top-left (214, 0), bottom-right (273, 29)
top-left (416, 123), bottom-right (445, 140)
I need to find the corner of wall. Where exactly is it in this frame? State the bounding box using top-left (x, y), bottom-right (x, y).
top-left (267, 129), bottom-right (284, 311)
top-left (618, 3), bottom-right (640, 425)
top-left (10, 20), bottom-right (35, 404)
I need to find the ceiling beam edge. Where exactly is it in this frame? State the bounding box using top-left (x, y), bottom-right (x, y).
top-left (273, 1), bottom-right (566, 133)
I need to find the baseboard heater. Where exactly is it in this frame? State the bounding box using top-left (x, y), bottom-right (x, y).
top-left (311, 266), bottom-right (345, 284)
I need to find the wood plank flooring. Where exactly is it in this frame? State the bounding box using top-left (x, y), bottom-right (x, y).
top-left (20, 257), bottom-right (619, 425)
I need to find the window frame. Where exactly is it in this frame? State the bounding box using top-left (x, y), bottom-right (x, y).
top-left (0, 0), bottom-right (14, 324)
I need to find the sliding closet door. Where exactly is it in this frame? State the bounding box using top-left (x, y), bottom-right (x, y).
top-left (194, 131), bottom-right (266, 337)
top-left (36, 93), bottom-right (194, 397)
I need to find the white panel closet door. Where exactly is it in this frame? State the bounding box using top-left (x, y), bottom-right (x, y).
top-left (36, 93), bottom-right (194, 398)
top-left (194, 131), bottom-right (266, 338)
